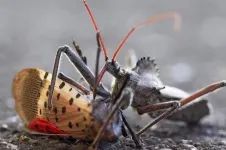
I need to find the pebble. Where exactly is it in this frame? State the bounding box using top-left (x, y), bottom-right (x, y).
top-left (0, 124), bottom-right (8, 132)
top-left (179, 139), bottom-right (194, 145)
top-left (180, 144), bottom-right (197, 150)
top-left (220, 140), bottom-right (226, 145)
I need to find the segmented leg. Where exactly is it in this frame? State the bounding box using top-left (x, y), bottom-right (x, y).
top-left (136, 80), bottom-right (226, 136)
top-left (58, 72), bottom-right (90, 95)
top-left (120, 110), bottom-right (141, 147)
top-left (47, 45), bottom-right (110, 110)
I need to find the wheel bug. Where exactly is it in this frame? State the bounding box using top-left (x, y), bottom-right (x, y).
top-left (81, 0), bottom-right (226, 137)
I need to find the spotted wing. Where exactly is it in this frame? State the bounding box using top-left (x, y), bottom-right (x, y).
top-left (12, 68), bottom-right (94, 139)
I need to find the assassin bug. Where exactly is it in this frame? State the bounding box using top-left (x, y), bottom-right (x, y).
top-left (81, 0), bottom-right (226, 138)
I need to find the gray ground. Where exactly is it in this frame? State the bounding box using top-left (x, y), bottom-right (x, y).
top-left (1, 0), bottom-right (226, 150)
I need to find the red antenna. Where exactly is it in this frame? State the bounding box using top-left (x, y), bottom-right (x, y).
top-left (112, 12), bottom-right (181, 61)
top-left (82, 0), bottom-right (108, 60)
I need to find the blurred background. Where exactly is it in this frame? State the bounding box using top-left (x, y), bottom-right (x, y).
top-left (0, 0), bottom-right (226, 122)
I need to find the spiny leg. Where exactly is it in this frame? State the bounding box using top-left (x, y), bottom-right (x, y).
top-left (47, 45), bottom-right (110, 110)
top-left (136, 101), bottom-right (180, 136)
top-left (72, 39), bottom-right (90, 87)
top-left (72, 39), bottom-right (87, 65)
top-left (57, 72), bottom-right (90, 95)
top-left (136, 80), bottom-right (226, 136)
top-left (72, 34), bottom-right (107, 98)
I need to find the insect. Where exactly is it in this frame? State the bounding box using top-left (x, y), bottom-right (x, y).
top-left (12, 0), bottom-right (226, 150)
top-left (80, 0), bottom-right (226, 137)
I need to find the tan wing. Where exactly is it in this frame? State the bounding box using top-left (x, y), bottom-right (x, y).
top-left (12, 68), bottom-right (94, 139)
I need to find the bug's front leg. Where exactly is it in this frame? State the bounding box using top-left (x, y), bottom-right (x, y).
top-left (47, 46), bottom-right (110, 110)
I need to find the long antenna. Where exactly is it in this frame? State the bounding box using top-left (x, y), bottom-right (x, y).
top-left (82, 0), bottom-right (108, 60)
top-left (112, 12), bottom-right (181, 61)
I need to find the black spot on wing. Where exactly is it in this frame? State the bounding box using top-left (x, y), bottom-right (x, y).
top-left (57, 93), bottom-right (60, 100)
top-left (69, 98), bottom-right (74, 105)
top-left (76, 93), bottom-right (81, 98)
top-left (62, 106), bottom-right (66, 114)
top-left (54, 107), bottom-right (57, 114)
top-left (55, 116), bottom-right (59, 122)
top-left (44, 101), bottom-right (47, 108)
top-left (68, 121), bottom-right (73, 129)
top-left (77, 107), bottom-right (81, 112)
top-left (44, 72), bottom-right (49, 79)
top-left (59, 82), bottom-right (65, 89)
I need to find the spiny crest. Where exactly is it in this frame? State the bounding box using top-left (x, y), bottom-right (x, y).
top-left (132, 57), bottom-right (159, 76)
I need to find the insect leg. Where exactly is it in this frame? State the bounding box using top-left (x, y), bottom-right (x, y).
top-left (47, 46), bottom-right (110, 110)
top-left (136, 101), bottom-right (180, 137)
top-left (179, 81), bottom-right (226, 106)
top-left (120, 111), bottom-right (141, 147)
top-left (57, 72), bottom-right (90, 95)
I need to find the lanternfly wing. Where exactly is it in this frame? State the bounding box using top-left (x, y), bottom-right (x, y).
top-left (12, 68), bottom-right (94, 139)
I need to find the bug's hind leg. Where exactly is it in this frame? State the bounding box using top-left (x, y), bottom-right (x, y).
top-left (136, 80), bottom-right (226, 137)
